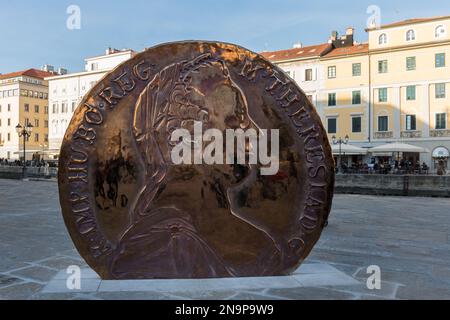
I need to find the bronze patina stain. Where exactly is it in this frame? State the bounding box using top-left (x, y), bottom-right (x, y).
top-left (58, 41), bottom-right (335, 279)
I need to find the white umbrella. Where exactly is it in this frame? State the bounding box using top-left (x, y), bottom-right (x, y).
top-left (331, 144), bottom-right (368, 155)
top-left (369, 142), bottom-right (429, 153)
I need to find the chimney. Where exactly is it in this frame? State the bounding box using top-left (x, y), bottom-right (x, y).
top-left (41, 64), bottom-right (55, 73)
top-left (106, 47), bottom-right (119, 55)
top-left (330, 28), bottom-right (355, 48)
top-left (330, 31), bottom-right (338, 41)
top-left (293, 42), bottom-right (303, 49)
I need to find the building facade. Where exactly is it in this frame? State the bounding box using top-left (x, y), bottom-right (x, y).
top-left (46, 48), bottom-right (136, 158)
top-left (262, 15), bottom-right (450, 171)
top-left (262, 42), bottom-right (332, 107)
top-left (0, 69), bottom-right (54, 160)
top-left (367, 16), bottom-right (450, 169)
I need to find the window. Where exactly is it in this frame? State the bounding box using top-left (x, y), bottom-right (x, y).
top-left (7, 133), bottom-right (10, 141)
top-left (379, 33), bottom-right (387, 45)
top-left (378, 88), bottom-right (388, 102)
top-left (45, 134), bottom-right (49, 142)
top-left (436, 113), bottom-right (446, 129)
top-left (435, 25), bottom-right (446, 38)
top-left (305, 69), bottom-right (313, 81)
top-left (91, 63), bottom-right (98, 71)
top-left (406, 115), bottom-right (416, 131)
top-left (436, 83), bottom-right (446, 99)
top-left (44, 106), bottom-right (49, 114)
top-left (328, 66), bottom-right (336, 79)
top-left (378, 116), bottom-right (388, 132)
top-left (72, 102), bottom-right (76, 112)
top-left (24, 104), bottom-right (29, 112)
top-left (406, 29), bottom-right (416, 41)
top-left (352, 116), bottom-right (362, 133)
top-left (34, 105), bottom-right (39, 113)
top-left (0, 104), bottom-right (1, 112)
top-left (328, 93), bottom-right (336, 106)
top-left (52, 104), bottom-right (58, 113)
top-left (35, 119), bottom-right (39, 127)
top-left (378, 60), bottom-right (388, 73)
top-left (7, 104), bottom-right (10, 112)
top-left (352, 63), bottom-right (361, 76)
top-left (406, 57), bottom-right (416, 71)
top-left (45, 120), bottom-right (49, 128)
top-left (7, 118), bottom-right (11, 126)
top-left (436, 53), bottom-right (445, 68)
top-left (327, 118), bottom-right (337, 134)
top-left (352, 91), bottom-right (361, 105)
top-left (34, 133), bottom-right (39, 142)
top-left (406, 86), bottom-right (416, 100)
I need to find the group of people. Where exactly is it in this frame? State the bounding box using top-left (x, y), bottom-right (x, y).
top-left (337, 159), bottom-right (431, 175)
top-left (0, 158), bottom-right (56, 168)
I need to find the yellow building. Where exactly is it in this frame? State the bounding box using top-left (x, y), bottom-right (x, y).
top-left (0, 69), bottom-right (53, 161)
top-left (263, 15), bottom-right (450, 171)
top-left (367, 16), bottom-right (450, 169)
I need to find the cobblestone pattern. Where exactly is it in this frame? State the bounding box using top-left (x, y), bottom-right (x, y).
top-left (1, 179), bottom-right (449, 300)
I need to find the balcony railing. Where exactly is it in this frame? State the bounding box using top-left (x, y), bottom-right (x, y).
top-left (430, 129), bottom-right (450, 137)
top-left (401, 130), bottom-right (422, 138)
top-left (374, 131), bottom-right (393, 139)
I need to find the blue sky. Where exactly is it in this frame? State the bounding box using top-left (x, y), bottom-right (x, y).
top-left (0, 0), bottom-right (449, 74)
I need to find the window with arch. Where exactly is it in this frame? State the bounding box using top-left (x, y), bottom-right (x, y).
top-left (435, 25), bottom-right (446, 38)
top-left (379, 33), bottom-right (387, 45)
top-left (406, 29), bottom-right (415, 41)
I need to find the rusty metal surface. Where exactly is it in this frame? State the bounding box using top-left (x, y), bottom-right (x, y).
top-left (58, 41), bottom-right (335, 279)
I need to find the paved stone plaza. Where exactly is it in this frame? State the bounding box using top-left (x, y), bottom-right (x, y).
top-left (0, 178), bottom-right (449, 300)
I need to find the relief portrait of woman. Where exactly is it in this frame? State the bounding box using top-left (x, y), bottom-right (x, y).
top-left (109, 53), bottom-right (295, 279)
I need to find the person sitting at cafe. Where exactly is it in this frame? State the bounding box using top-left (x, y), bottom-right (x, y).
top-left (422, 162), bottom-right (429, 173)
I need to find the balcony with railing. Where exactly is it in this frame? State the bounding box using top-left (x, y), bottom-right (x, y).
top-left (374, 131), bottom-right (393, 139)
top-left (401, 131), bottom-right (422, 138)
top-left (430, 129), bottom-right (450, 137)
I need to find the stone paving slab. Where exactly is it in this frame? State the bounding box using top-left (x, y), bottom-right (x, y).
top-left (42, 263), bottom-right (359, 294)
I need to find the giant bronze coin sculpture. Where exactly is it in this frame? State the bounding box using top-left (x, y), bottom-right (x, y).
top-left (58, 41), bottom-right (335, 279)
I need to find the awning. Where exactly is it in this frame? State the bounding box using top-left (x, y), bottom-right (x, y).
top-left (331, 144), bottom-right (368, 155)
top-left (432, 147), bottom-right (450, 158)
top-left (369, 143), bottom-right (429, 154)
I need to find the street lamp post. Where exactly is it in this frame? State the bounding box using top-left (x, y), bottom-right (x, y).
top-left (15, 123), bottom-right (33, 179)
top-left (332, 135), bottom-right (349, 174)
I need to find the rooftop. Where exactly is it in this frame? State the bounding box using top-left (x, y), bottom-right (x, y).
top-left (260, 43), bottom-right (331, 62)
top-left (84, 48), bottom-right (136, 61)
top-left (322, 43), bottom-right (369, 58)
top-left (0, 68), bottom-right (54, 81)
top-left (367, 15), bottom-right (450, 31)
